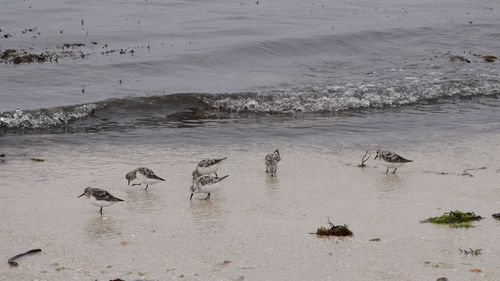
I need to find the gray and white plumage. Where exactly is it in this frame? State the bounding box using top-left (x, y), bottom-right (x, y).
top-left (78, 187), bottom-right (124, 215)
top-left (126, 167), bottom-right (165, 190)
top-left (192, 157), bottom-right (227, 178)
top-left (374, 149), bottom-right (412, 173)
top-left (265, 149), bottom-right (281, 177)
top-left (190, 174), bottom-right (229, 200)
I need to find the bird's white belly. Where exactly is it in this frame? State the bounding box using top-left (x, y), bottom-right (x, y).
top-left (90, 197), bottom-right (114, 208)
top-left (197, 163), bottom-right (221, 175)
top-left (196, 183), bottom-right (220, 194)
top-left (137, 173), bottom-right (161, 185)
top-left (381, 161), bottom-right (405, 169)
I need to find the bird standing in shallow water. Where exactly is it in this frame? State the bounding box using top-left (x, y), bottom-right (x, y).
top-left (192, 157), bottom-right (227, 178)
top-left (374, 149), bottom-right (412, 174)
top-left (125, 167), bottom-right (165, 190)
top-left (190, 174), bottom-right (229, 200)
top-left (78, 187), bottom-right (124, 215)
top-left (265, 149), bottom-right (281, 177)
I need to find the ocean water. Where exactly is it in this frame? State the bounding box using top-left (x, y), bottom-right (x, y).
top-left (1, 0), bottom-right (500, 147)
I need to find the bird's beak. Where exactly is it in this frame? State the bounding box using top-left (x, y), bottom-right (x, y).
top-left (374, 155), bottom-right (378, 159)
top-left (77, 193), bottom-right (85, 198)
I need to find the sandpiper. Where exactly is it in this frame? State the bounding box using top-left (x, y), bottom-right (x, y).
top-left (265, 148), bottom-right (281, 177)
top-left (125, 167), bottom-right (165, 190)
top-left (374, 149), bottom-right (412, 173)
top-left (190, 174), bottom-right (229, 200)
top-left (192, 157), bottom-right (227, 178)
top-left (78, 187), bottom-right (124, 215)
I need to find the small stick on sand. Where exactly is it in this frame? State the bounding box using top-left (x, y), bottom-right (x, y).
top-left (461, 167), bottom-right (486, 177)
top-left (357, 151), bottom-right (371, 167)
top-left (8, 249), bottom-right (41, 266)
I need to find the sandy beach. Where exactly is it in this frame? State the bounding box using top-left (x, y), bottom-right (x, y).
top-left (1, 132), bottom-right (500, 281)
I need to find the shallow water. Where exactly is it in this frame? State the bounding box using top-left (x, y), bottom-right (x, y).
top-left (1, 135), bottom-right (500, 280)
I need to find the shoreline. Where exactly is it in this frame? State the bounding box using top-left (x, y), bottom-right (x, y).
top-left (1, 133), bottom-right (500, 280)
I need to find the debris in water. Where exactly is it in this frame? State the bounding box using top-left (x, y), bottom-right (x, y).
top-left (436, 278), bottom-right (448, 281)
top-left (492, 213), bottom-right (500, 220)
top-left (461, 167), bottom-right (486, 177)
top-left (423, 261), bottom-right (454, 268)
top-left (31, 158), bottom-right (45, 162)
top-left (483, 55), bottom-right (497, 62)
top-left (357, 151), bottom-right (371, 167)
top-left (469, 268), bottom-right (482, 273)
top-left (458, 248), bottom-right (482, 256)
top-left (218, 260), bottom-right (231, 267)
top-left (8, 249), bottom-right (42, 266)
top-left (420, 210), bottom-right (483, 228)
top-left (449, 55), bottom-right (470, 63)
top-left (369, 238), bottom-right (381, 242)
top-left (313, 218), bottom-right (353, 236)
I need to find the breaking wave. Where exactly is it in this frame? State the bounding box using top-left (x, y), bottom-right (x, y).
top-left (1, 77), bottom-right (499, 132)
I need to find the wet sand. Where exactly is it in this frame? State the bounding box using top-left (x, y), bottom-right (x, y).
top-left (1, 135), bottom-right (500, 280)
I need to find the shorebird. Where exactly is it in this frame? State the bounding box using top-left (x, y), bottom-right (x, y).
top-left (192, 157), bottom-right (227, 178)
top-left (78, 187), bottom-right (124, 215)
top-left (190, 174), bottom-right (229, 200)
top-left (374, 149), bottom-right (412, 173)
top-left (125, 167), bottom-right (165, 190)
top-left (265, 149), bottom-right (281, 177)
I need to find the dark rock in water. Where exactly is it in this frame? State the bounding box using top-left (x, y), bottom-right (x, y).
top-left (492, 213), bottom-right (500, 220)
top-left (0, 154), bottom-right (5, 157)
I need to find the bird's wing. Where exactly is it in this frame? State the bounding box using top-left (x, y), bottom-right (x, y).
top-left (197, 157), bottom-right (227, 168)
top-left (93, 189), bottom-right (124, 202)
top-left (137, 167), bottom-right (165, 181)
top-left (384, 152), bottom-right (412, 163)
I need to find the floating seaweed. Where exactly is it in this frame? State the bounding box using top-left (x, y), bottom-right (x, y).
top-left (483, 55), bottom-right (497, 63)
top-left (420, 210), bottom-right (483, 228)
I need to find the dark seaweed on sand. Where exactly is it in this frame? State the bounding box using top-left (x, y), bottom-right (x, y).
top-left (314, 219), bottom-right (353, 237)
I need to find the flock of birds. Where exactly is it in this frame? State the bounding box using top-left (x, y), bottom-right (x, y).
top-left (78, 148), bottom-right (411, 215)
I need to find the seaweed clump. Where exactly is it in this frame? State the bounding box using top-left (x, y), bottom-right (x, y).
top-left (421, 211), bottom-right (483, 228)
top-left (314, 219), bottom-right (353, 237)
top-left (483, 55), bottom-right (497, 63)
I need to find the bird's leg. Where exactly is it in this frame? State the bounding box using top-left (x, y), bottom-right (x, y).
top-left (214, 172), bottom-right (218, 177)
top-left (99, 207), bottom-right (103, 215)
top-left (144, 184), bottom-right (149, 191)
top-left (393, 168), bottom-right (397, 173)
top-left (204, 193), bottom-right (211, 200)
top-left (386, 168), bottom-right (389, 173)
top-left (190, 193), bottom-right (194, 200)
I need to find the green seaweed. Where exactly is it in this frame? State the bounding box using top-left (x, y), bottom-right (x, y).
top-left (421, 210), bottom-right (482, 228)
